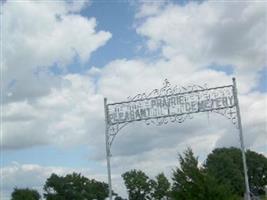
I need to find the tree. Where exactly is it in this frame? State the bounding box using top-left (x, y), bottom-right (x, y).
top-left (246, 150), bottom-right (267, 195)
top-left (11, 188), bottom-right (40, 200)
top-left (205, 147), bottom-right (267, 196)
top-left (122, 169), bottom-right (152, 200)
top-left (172, 148), bottom-right (238, 200)
top-left (43, 172), bottom-right (109, 200)
top-left (151, 173), bottom-right (171, 200)
top-left (205, 147), bottom-right (244, 195)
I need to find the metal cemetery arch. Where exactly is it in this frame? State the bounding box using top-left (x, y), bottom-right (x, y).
top-left (103, 78), bottom-right (251, 200)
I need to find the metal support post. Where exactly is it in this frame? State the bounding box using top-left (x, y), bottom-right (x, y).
top-left (104, 98), bottom-right (112, 200)
top-left (232, 78), bottom-right (251, 200)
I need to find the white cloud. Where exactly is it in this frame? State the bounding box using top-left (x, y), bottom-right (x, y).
top-left (136, 1), bottom-right (267, 92)
top-left (2, 0), bottom-right (111, 103)
top-left (135, 1), bottom-right (167, 18)
top-left (3, 73), bottom-right (104, 149)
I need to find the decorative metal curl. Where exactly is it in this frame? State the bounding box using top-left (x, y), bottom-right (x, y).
top-left (127, 79), bottom-right (208, 101)
top-left (108, 122), bottom-right (129, 147)
top-left (212, 106), bottom-right (238, 127)
top-left (144, 113), bottom-right (194, 126)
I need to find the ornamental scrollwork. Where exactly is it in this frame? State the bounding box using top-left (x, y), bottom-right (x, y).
top-left (106, 79), bottom-right (238, 150)
top-left (127, 79), bottom-right (208, 101)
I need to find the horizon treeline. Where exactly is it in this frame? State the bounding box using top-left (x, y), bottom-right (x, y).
top-left (10, 147), bottom-right (267, 200)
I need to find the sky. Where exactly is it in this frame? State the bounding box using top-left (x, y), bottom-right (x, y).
top-left (1, 0), bottom-right (267, 199)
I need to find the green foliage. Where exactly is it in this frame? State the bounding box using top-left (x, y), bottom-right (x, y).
top-left (246, 150), bottom-right (267, 195)
top-left (172, 148), bottom-right (238, 200)
top-left (205, 147), bottom-right (244, 195)
top-left (11, 188), bottom-right (41, 200)
top-left (151, 173), bottom-right (171, 200)
top-left (122, 169), bottom-right (152, 200)
top-left (43, 172), bottom-right (109, 200)
top-left (205, 147), bottom-right (267, 196)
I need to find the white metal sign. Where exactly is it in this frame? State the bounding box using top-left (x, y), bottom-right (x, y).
top-left (107, 85), bottom-right (235, 125)
top-left (103, 78), bottom-right (251, 200)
